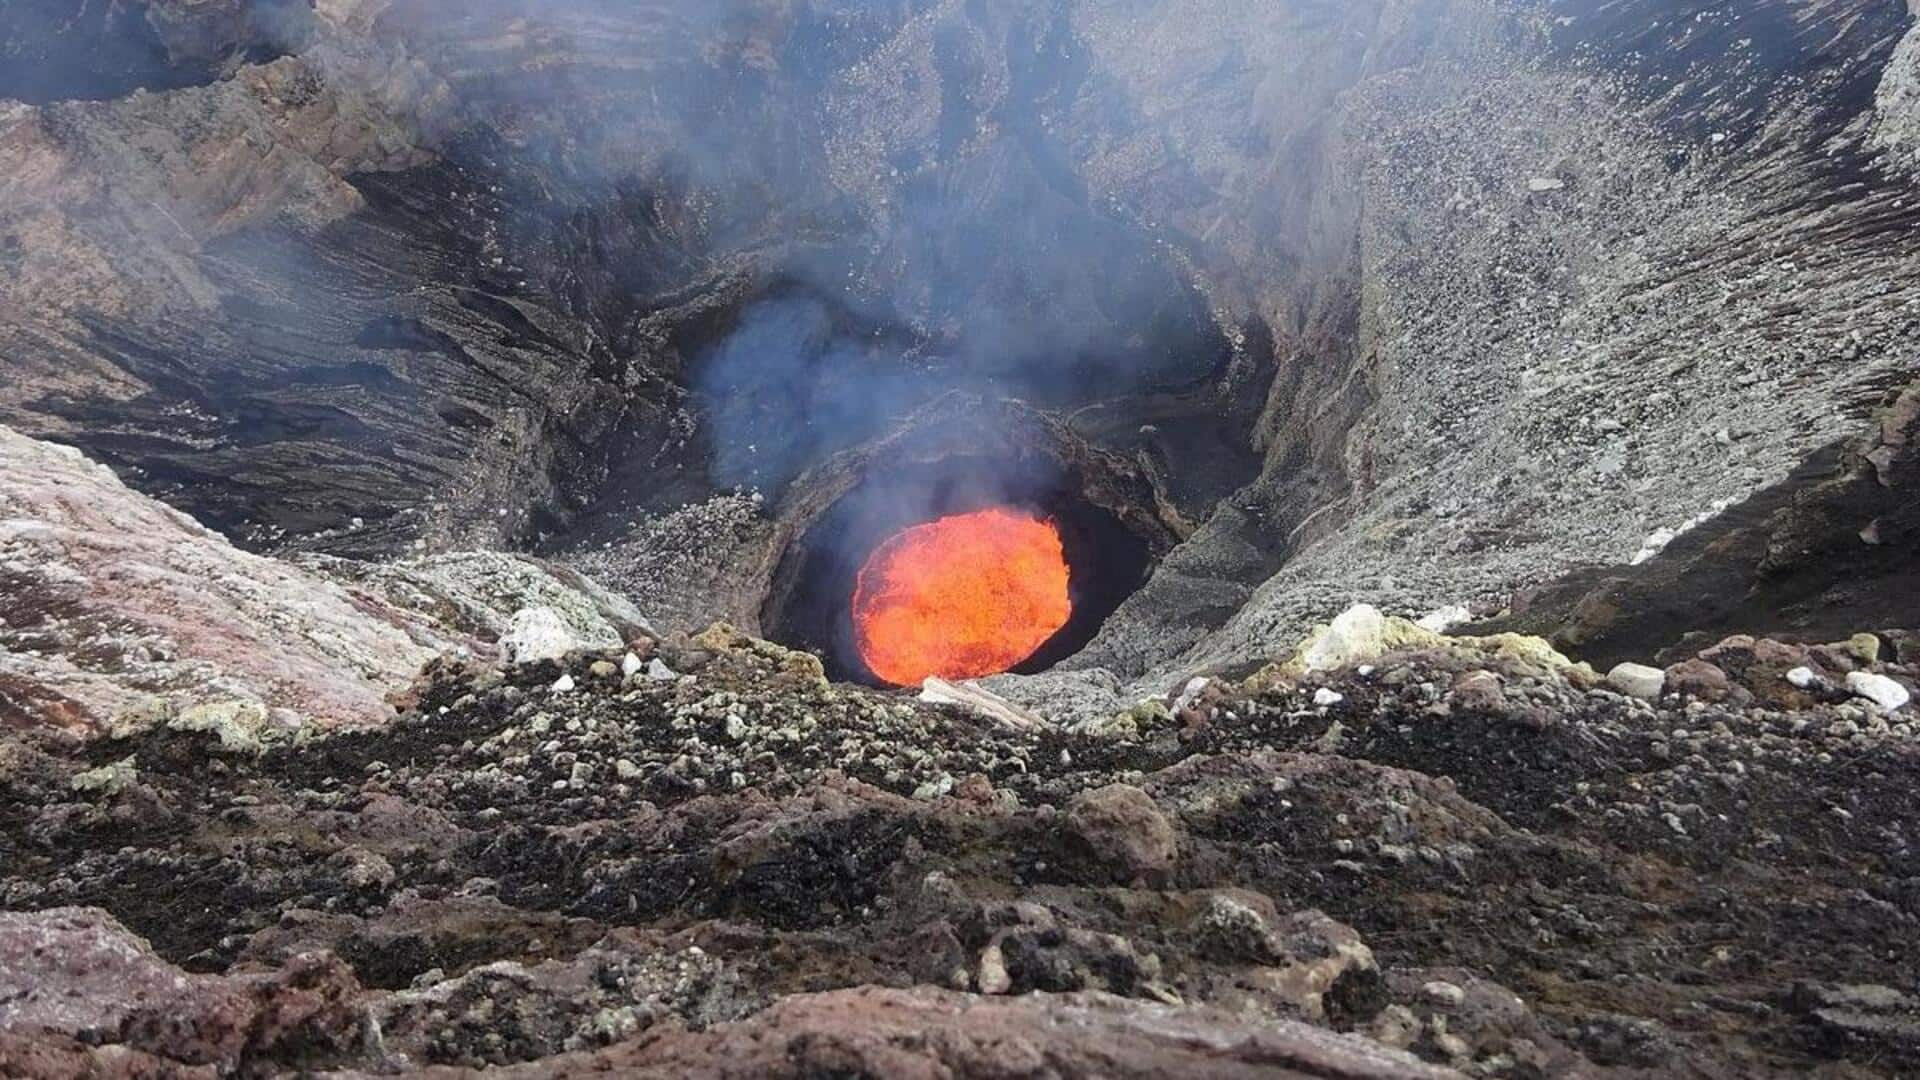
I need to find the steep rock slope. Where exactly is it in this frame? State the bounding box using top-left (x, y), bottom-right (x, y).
top-left (1062, 0), bottom-right (1920, 702)
top-left (1480, 381), bottom-right (1920, 667)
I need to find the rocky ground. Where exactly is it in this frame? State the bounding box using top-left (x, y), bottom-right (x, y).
top-left (3, 599), bottom-right (1918, 1075)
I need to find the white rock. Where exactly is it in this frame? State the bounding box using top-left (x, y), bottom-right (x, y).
top-left (502, 606), bottom-right (575, 665)
top-left (1846, 671), bottom-right (1911, 712)
top-left (1528, 176), bottom-right (1566, 192)
top-left (550, 673), bottom-right (576, 693)
top-left (1313, 688), bottom-right (1345, 707)
top-left (620, 651), bottom-right (645, 678)
top-left (1172, 677), bottom-right (1213, 713)
top-left (1787, 666), bottom-right (1819, 689)
top-left (1301, 605), bottom-right (1390, 673)
top-left (1606, 662), bottom-right (1667, 700)
top-left (1416, 605), bottom-right (1473, 633)
top-left (920, 677), bottom-right (1043, 730)
top-left (646, 658), bottom-right (677, 681)
top-left (1630, 528), bottom-right (1677, 566)
top-left (977, 942), bottom-right (1012, 995)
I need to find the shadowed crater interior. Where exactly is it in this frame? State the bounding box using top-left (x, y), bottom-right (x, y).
top-left (761, 403), bottom-right (1178, 685)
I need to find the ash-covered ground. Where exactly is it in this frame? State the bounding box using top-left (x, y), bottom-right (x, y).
top-left (5, 612), bottom-right (1920, 1075)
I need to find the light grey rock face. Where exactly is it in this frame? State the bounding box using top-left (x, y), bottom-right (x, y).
top-left (1081, 0), bottom-right (1920, 692)
top-left (306, 550), bottom-right (654, 654)
top-left (0, 424), bottom-right (442, 736)
top-left (977, 666), bottom-right (1129, 726)
top-left (564, 494), bottom-right (775, 636)
top-left (1876, 17), bottom-right (1920, 168)
top-left (0, 428), bottom-right (644, 738)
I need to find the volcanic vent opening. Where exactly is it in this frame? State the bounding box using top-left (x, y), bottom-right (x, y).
top-left (852, 507), bottom-right (1073, 686)
top-left (762, 430), bottom-right (1173, 688)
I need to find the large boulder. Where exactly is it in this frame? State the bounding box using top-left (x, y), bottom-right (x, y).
top-left (1064, 783), bottom-right (1181, 884)
top-left (0, 907), bottom-right (368, 1073)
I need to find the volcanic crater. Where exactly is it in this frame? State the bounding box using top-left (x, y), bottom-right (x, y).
top-left (4, 2), bottom-right (1920, 1078)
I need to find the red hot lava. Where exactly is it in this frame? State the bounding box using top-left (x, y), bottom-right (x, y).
top-left (852, 507), bottom-right (1072, 686)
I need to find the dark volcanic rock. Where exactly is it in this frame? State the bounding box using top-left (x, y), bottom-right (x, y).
top-left (5, 618), bottom-right (1920, 1074)
top-left (0, 0), bottom-right (311, 105)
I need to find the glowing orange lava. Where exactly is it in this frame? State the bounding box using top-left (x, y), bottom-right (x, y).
top-left (852, 507), bottom-right (1072, 687)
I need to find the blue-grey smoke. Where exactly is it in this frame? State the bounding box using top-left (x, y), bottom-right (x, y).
top-left (696, 294), bottom-right (931, 491)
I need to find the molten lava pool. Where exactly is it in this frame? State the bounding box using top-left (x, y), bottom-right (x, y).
top-left (852, 507), bottom-right (1072, 686)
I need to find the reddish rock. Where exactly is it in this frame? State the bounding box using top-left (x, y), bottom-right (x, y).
top-left (398, 986), bottom-right (1460, 1079)
top-left (1064, 783), bottom-right (1180, 884)
top-left (1695, 636), bottom-right (1839, 706)
top-left (0, 907), bottom-right (368, 1073)
top-left (1750, 638), bottom-right (1812, 668)
top-left (1665, 659), bottom-right (1734, 703)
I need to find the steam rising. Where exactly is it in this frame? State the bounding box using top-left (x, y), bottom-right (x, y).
top-left (2, 0), bottom-right (1235, 547)
top-left (695, 295), bottom-right (926, 491)
top-left (435, 0), bottom-right (1237, 491)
